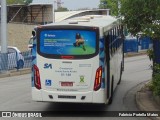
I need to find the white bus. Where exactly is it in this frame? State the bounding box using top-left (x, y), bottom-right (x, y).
top-left (31, 15), bottom-right (124, 104)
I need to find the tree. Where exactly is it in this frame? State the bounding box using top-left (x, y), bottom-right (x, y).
top-left (99, 0), bottom-right (107, 9)
top-left (7, 0), bottom-right (32, 5)
top-left (99, 0), bottom-right (119, 16)
top-left (120, 0), bottom-right (160, 96)
top-left (121, 0), bottom-right (160, 38)
top-left (24, 0), bottom-right (33, 5)
top-left (55, 7), bottom-right (69, 12)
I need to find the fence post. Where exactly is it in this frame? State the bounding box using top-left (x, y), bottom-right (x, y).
top-left (1, 53), bottom-right (8, 73)
top-left (16, 51), bottom-right (19, 71)
top-left (153, 40), bottom-right (160, 64)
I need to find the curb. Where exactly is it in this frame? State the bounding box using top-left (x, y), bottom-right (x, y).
top-left (154, 96), bottom-right (160, 107)
top-left (0, 68), bottom-right (31, 78)
top-left (124, 51), bottom-right (147, 58)
top-left (136, 82), bottom-right (160, 120)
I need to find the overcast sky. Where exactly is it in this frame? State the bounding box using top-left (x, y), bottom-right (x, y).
top-left (32, 0), bottom-right (100, 10)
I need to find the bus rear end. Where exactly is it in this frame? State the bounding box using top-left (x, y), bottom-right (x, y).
top-left (32, 26), bottom-right (106, 103)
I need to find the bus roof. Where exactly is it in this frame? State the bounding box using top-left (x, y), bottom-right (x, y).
top-left (42, 15), bottom-right (120, 30)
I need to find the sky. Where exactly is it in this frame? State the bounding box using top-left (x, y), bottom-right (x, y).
top-left (32, 0), bottom-right (100, 10)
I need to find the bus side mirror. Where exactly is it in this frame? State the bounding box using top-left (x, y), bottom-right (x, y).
top-left (32, 31), bottom-right (36, 37)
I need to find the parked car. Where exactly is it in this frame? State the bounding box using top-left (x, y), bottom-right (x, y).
top-left (0, 46), bottom-right (24, 70)
top-left (23, 50), bottom-right (32, 61)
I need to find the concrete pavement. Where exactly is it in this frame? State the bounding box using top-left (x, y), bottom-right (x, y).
top-left (136, 81), bottom-right (160, 120)
top-left (0, 68), bottom-right (31, 78)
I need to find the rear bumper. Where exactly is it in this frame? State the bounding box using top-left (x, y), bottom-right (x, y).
top-left (32, 88), bottom-right (106, 104)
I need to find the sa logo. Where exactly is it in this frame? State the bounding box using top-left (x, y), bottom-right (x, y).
top-left (44, 63), bottom-right (52, 69)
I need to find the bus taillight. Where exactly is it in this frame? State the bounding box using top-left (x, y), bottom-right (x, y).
top-left (61, 56), bottom-right (74, 59)
top-left (94, 66), bottom-right (102, 91)
top-left (33, 65), bottom-right (41, 90)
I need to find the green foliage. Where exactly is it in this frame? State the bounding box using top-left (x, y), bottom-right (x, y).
top-left (147, 49), bottom-right (154, 61)
top-left (121, 0), bottom-right (160, 39)
top-left (147, 81), bottom-right (154, 91)
top-left (99, 0), bottom-right (119, 16)
top-left (152, 64), bottom-right (160, 96)
top-left (7, 0), bottom-right (24, 4)
top-left (154, 64), bottom-right (160, 73)
top-left (55, 7), bottom-right (69, 12)
top-left (7, 0), bottom-right (32, 5)
top-left (99, 0), bottom-right (108, 9)
top-left (120, 0), bottom-right (160, 96)
top-left (24, 0), bottom-right (33, 5)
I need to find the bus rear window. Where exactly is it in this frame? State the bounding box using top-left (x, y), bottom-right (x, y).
top-left (38, 29), bottom-right (98, 59)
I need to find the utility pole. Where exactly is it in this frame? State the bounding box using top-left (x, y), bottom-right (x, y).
top-left (53, 1), bottom-right (57, 23)
top-left (53, 0), bottom-right (63, 22)
top-left (1, 0), bottom-right (8, 72)
top-left (56, 0), bottom-right (63, 9)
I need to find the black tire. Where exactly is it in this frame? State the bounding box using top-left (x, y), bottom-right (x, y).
top-left (18, 60), bottom-right (24, 69)
top-left (108, 77), bottom-right (114, 105)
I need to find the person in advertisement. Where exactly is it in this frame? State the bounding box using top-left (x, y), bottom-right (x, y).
top-left (73, 33), bottom-right (86, 51)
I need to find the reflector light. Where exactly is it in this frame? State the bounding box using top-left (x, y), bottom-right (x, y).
top-left (61, 56), bottom-right (74, 59)
top-left (33, 65), bottom-right (41, 89)
top-left (94, 66), bottom-right (102, 91)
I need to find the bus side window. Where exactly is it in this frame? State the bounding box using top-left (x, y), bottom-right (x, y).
top-left (115, 27), bottom-right (118, 51)
top-left (105, 33), bottom-right (110, 60)
top-left (112, 30), bottom-right (114, 56)
top-left (112, 29), bottom-right (114, 55)
top-left (117, 27), bottom-right (119, 50)
top-left (109, 31), bottom-right (112, 56)
top-left (112, 28), bottom-right (116, 54)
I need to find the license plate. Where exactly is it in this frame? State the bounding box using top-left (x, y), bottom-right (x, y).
top-left (61, 82), bottom-right (73, 87)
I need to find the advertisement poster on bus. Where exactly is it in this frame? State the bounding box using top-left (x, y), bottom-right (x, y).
top-left (40, 30), bottom-right (96, 55)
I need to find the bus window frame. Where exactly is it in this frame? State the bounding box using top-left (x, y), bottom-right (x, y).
top-left (36, 25), bottom-right (99, 59)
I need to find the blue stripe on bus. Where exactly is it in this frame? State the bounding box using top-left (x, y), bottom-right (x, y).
top-left (31, 42), bottom-right (37, 87)
top-left (99, 38), bottom-right (105, 88)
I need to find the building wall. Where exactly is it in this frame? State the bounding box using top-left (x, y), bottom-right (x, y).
top-left (7, 23), bottom-right (36, 51)
top-left (27, 5), bottom-right (53, 24)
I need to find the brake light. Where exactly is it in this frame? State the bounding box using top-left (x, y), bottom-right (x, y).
top-left (33, 65), bottom-right (41, 89)
top-left (61, 56), bottom-right (74, 59)
top-left (94, 66), bottom-right (102, 91)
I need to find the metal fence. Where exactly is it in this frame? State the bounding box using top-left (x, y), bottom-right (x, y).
top-left (153, 40), bottom-right (160, 64)
top-left (124, 36), bottom-right (153, 53)
top-left (124, 38), bottom-right (138, 53)
top-left (0, 51), bottom-right (32, 73)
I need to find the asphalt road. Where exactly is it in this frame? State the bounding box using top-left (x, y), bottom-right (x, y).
top-left (0, 55), bottom-right (152, 120)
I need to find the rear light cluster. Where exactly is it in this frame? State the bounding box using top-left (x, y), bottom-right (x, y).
top-left (61, 56), bottom-right (74, 59)
top-left (33, 65), bottom-right (41, 90)
top-left (94, 66), bottom-right (102, 91)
